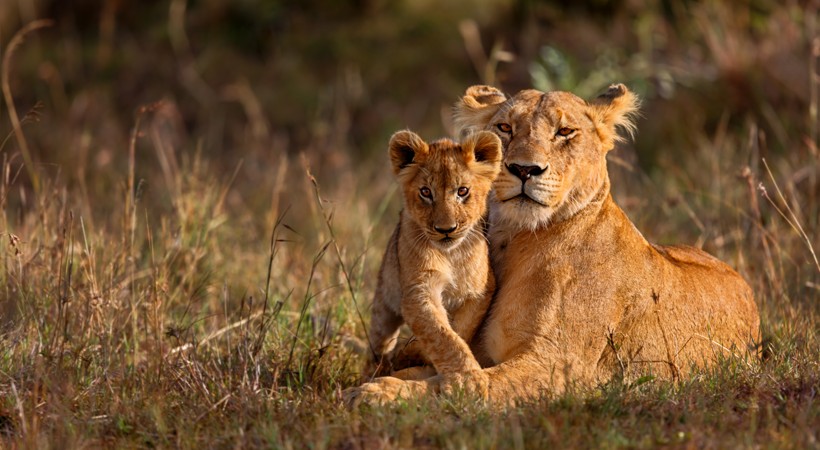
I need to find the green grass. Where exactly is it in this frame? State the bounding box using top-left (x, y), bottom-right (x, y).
top-left (0, 0), bottom-right (819, 448)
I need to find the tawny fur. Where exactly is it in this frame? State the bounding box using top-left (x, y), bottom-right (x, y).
top-left (347, 84), bottom-right (760, 407)
top-left (365, 130), bottom-right (502, 383)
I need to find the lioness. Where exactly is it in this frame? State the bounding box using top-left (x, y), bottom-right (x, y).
top-left (366, 130), bottom-right (502, 380)
top-left (346, 84), bottom-right (760, 406)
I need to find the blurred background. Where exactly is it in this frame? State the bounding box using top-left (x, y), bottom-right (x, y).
top-left (0, 0), bottom-right (817, 322)
top-left (1, 2), bottom-right (814, 152)
top-left (1, 2), bottom-right (815, 169)
top-left (0, 2), bottom-right (816, 200)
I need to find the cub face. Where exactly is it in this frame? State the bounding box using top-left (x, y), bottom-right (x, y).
top-left (454, 84), bottom-right (639, 230)
top-left (389, 130), bottom-right (502, 250)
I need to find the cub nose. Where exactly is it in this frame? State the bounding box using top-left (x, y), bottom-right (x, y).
top-left (507, 163), bottom-right (546, 181)
top-left (434, 224), bottom-right (457, 235)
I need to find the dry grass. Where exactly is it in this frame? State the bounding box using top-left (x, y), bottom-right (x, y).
top-left (0, 1), bottom-right (818, 448)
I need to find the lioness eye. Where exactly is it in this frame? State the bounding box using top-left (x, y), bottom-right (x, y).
top-left (496, 123), bottom-right (512, 133)
top-left (419, 187), bottom-right (432, 199)
top-left (557, 127), bottom-right (574, 137)
top-left (457, 187), bottom-right (469, 197)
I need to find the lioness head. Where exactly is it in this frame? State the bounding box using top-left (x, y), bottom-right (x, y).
top-left (454, 84), bottom-right (639, 230)
top-left (389, 130), bottom-right (502, 250)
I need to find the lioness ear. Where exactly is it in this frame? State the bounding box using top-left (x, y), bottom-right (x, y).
top-left (461, 131), bottom-right (502, 180)
top-left (454, 85), bottom-right (507, 139)
top-left (588, 83), bottom-right (640, 151)
top-left (388, 130), bottom-right (428, 175)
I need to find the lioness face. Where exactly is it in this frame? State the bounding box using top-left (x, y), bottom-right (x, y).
top-left (455, 84), bottom-right (638, 230)
top-left (388, 130), bottom-right (502, 250)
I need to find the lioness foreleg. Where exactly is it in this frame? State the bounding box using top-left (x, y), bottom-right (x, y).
top-left (390, 365), bottom-right (437, 380)
top-left (451, 283), bottom-right (494, 346)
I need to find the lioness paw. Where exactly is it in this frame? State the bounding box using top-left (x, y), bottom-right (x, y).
top-left (439, 370), bottom-right (490, 400)
top-left (342, 383), bottom-right (392, 409)
top-left (343, 377), bottom-right (428, 409)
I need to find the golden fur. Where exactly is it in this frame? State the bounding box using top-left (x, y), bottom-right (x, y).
top-left (346, 84), bottom-right (760, 407)
top-left (365, 130), bottom-right (502, 381)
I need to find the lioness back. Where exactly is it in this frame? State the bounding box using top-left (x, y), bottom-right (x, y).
top-left (366, 130), bottom-right (502, 379)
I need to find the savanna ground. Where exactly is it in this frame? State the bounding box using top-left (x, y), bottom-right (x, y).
top-left (0, 0), bottom-right (818, 448)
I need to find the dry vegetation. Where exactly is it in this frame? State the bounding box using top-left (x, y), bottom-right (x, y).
top-left (0, 0), bottom-right (818, 448)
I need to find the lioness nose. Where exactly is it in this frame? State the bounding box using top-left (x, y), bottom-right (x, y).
top-left (434, 224), bottom-right (457, 234)
top-left (507, 164), bottom-right (546, 181)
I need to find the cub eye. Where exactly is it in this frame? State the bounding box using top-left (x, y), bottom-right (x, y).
top-left (557, 127), bottom-right (575, 137)
top-left (457, 187), bottom-right (469, 197)
top-left (496, 123), bottom-right (512, 133)
top-left (419, 187), bottom-right (432, 199)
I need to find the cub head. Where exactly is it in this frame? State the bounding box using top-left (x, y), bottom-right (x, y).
top-left (455, 83), bottom-right (639, 230)
top-left (389, 130), bottom-right (502, 250)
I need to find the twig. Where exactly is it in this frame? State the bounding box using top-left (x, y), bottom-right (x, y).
top-left (285, 241), bottom-right (331, 371)
top-left (458, 19), bottom-right (514, 85)
top-left (809, 8), bottom-right (818, 148)
top-left (167, 311), bottom-right (264, 355)
top-left (1, 19), bottom-right (54, 193)
top-left (307, 169), bottom-right (376, 360)
top-left (651, 291), bottom-right (680, 381)
top-left (760, 158), bottom-right (820, 274)
top-left (252, 206), bottom-right (290, 357)
top-left (605, 328), bottom-right (627, 378)
top-left (195, 393), bottom-right (232, 423)
top-left (692, 334), bottom-right (755, 370)
top-left (10, 379), bottom-right (27, 437)
top-left (741, 164), bottom-right (780, 292)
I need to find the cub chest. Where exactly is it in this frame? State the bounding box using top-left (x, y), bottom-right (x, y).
top-left (438, 252), bottom-right (490, 311)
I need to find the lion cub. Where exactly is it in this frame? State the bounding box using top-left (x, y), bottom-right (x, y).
top-left (367, 130), bottom-right (502, 379)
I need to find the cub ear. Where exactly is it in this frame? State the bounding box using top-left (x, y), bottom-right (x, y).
top-left (588, 83), bottom-right (640, 151)
top-left (461, 131), bottom-right (502, 180)
top-left (388, 130), bottom-right (428, 175)
top-left (454, 85), bottom-right (507, 139)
